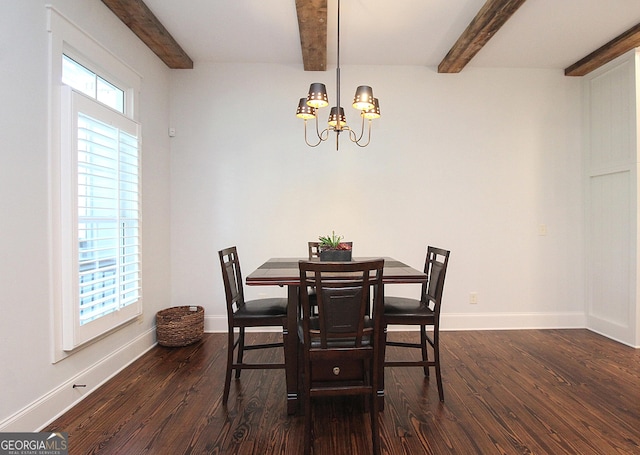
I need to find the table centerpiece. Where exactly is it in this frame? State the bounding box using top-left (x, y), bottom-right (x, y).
top-left (318, 231), bottom-right (352, 261)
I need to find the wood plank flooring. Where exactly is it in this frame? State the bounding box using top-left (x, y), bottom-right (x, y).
top-left (45, 330), bottom-right (640, 454)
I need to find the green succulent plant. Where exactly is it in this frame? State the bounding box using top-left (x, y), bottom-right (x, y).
top-left (318, 231), bottom-right (350, 250)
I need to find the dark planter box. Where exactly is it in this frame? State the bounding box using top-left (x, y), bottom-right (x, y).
top-left (319, 243), bottom-right (352, 261)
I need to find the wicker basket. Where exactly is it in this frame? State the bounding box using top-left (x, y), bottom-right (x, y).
top-left (156, 306), bottom-right (204, 347)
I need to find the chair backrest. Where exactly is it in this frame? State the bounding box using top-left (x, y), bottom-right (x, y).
top-left (299, 259), bottom-right (385, 350)
top-left (308, 241), bottom-right (320, 259)
top-left (420, 246), bottom-right (450, 316)
top-left (218, 246), bottom-right (245, 319)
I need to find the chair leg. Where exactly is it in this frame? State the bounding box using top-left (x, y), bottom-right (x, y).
top-left (359, 358), bottom-right (370, 412)
top-left (433, 330), bottom-right (444, 401)
top-left (420, 325), bottom-right (430, 377)
top-left (223, 328), bottom-right (235, 405)
top-left (304, 385), bottom-right (312, 455)
top-left (235, 327), bottom-right (245, 379)
top-left (370, 385), bottom-right (381, 455)
top-left (302, 346), bottom-right (312, 455)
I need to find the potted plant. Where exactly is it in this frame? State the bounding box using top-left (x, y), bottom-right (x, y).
top-left (318, 231), bottom-right (352, 261)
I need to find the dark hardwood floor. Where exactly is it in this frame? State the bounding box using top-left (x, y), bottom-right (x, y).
top-left (45, 330), bottom-right (640, 454)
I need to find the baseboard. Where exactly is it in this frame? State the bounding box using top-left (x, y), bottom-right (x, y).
top-left (587, 327), bottom-right (640, 348)
top-left (205, 315), bottom-right (230, 332)
top-left (0, 328), bottom-right (156, 432)
top-left (439, 311), bottom-right (586, 331)
top-left (207, 312), bottom-right (587, 333)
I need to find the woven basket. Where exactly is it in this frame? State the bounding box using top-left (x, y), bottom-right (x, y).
top-left (156, 306), bottom-right (204, 347)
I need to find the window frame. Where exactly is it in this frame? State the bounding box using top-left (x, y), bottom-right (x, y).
top-left (48, 7), bottom-right (143, 361)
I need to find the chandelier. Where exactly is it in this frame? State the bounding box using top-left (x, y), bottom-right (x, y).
top-left (295, 0), bottom-right (380, 150)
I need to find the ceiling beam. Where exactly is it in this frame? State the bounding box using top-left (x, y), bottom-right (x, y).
top-left (438, 0), bottom-right (528, 73)
top-left (101, 0), bottom-right (193, 69)
top-left (565, 23), bottom-right (640, 76)
top-left (295, 0), bottom-right (327, 71)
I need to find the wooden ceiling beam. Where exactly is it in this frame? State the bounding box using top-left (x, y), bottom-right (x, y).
top-left (438, 0), bottom-right (528, 74)
top-left (101, 0), bottom-right (193, 69)
top-left (295, 0), bottom-right (327, 72)
top-left (565, 23), bottom-right (640, 76)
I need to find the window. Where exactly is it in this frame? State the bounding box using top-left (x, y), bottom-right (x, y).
top-left (62, 55), bottom-right (125, 113)
top-left (61, 86), bottom-right (141, 350)
top-left (48, 7), bottom-right (142, 356)
top-left (76, 99), bottom-right (140, 325)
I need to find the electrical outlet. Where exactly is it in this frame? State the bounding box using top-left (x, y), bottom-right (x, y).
top-left (469, 292), bottom-right (478, 304)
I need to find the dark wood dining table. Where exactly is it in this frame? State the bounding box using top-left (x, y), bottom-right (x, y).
top-left (246, 256), bottom-right (427, 415)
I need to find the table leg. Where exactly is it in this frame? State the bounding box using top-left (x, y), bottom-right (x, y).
top-left (285, 285), bottom-right (299, 415)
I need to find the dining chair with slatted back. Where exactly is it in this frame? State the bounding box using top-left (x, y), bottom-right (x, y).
top-left (218, 246), bottom-right (288, 405)
top-left (384, 246), bottom-right (450, 401)
top-left (298, 259), bottom-right (385, 455)
top-left (306, 241), bottom-right (321, 316)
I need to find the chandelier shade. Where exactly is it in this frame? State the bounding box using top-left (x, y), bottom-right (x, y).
top-left (306, 83), bottom-right (329, 108)
top-left (296, 98), bottom-right (316, 120)
top-left (296, 0), bottom-right (380, 150)
top-left (328, 107), bottom-right (347, 128)
top-left (362, 98), bottom-right (380, 120)
top-left (352, 86), bottom-right (375, 111)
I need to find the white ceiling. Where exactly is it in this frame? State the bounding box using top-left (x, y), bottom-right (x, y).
top-left (143, 0), bottom-right (640, 71)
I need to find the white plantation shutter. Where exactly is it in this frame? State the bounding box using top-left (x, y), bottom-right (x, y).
top-left (62, 88), bottom-right (141, 350)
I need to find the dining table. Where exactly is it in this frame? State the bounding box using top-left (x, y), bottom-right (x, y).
top-left (245, 256), bottom-right (428, 415)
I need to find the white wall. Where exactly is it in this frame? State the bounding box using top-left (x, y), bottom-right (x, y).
top-left (170, 62), bottom-right (585, 332)
top-left (0, 1), bottom-right (172, 430)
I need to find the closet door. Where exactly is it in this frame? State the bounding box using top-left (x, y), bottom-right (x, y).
top-left (584, 50), bottom-right (640, 347)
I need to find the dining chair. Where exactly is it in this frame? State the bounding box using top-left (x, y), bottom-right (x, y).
top-left (384, 246), bottom-right (450, 401)
top-left (218, 246), bottom-right (288, 405)
top-left (298, 259), bottom-right (385, 455)
top-left (306, 241), bottom-right (320, 316)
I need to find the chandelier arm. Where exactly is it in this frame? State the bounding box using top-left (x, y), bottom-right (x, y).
top-left (347, 114), bottom-right (366, 143)
top-left (352, 120), bottom-right (373, 147)
top-left (313, 113), bottom-right (324, 140)
top-left (303, 119), bottom-right (323, 147)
